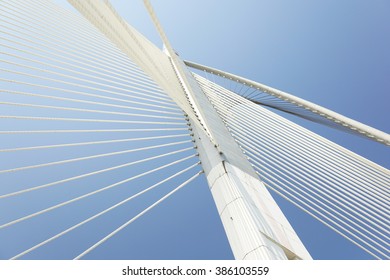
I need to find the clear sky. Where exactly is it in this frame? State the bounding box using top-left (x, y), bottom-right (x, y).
top-left (1, 0), bottom-right (388, 260)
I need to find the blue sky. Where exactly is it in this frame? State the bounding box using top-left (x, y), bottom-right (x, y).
top-left (0, 0), bottom-right (388, 260)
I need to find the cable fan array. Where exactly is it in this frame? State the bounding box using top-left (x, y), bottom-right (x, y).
top-left (0, 0), bottom-right (203, 259)
top-left (193, 73), bottom-right (390, 259)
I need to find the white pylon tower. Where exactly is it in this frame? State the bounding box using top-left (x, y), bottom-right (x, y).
top-left (68, 0), bottom-right (312, 260)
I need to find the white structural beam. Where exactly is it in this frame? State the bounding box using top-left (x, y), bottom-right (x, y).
top-left (142, 0), bottom-right (311, 260)
top-left (185, 60), bottom-right (390, 146)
